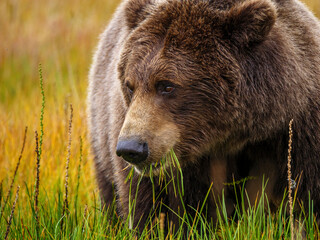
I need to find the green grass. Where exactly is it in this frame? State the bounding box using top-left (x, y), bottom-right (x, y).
top-left (0, 128), bottom-right (319, 239)
top-left (1, 0), bottom-right (320, 239)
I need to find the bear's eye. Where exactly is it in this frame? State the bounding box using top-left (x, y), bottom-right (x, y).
top-left (125, 81), bottom-right (134, 96)
top-left (164, 86), bottom-right (174, 93)
top-left (156, 81), bottom-right (176, 96)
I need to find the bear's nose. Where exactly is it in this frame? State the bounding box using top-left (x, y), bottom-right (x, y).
top-left (116, 139), bottom-right (149, 164)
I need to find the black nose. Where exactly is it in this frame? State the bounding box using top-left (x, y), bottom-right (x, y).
top-left (116, 139), bottom-right (149, 164)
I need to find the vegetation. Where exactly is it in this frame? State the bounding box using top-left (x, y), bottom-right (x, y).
top-left (1, 0), bottom-right (319, 239)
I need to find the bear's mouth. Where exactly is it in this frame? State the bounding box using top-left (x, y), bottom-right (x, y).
top-left (134, 159), bottom-right (170, 176)
top-left (133, 150), bottom-right (180, 176)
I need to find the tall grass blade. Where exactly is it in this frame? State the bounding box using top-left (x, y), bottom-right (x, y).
top-left (61, 104), bottom-right (73, 230)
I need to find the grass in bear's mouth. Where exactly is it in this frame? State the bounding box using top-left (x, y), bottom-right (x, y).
top-left (133, 150), bottom-right (177, 176)
top-left (143, 150), bottom-right (182, 178)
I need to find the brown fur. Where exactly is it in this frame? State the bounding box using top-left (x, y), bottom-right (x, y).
top-left (88, 0), bottom-right (320, 230)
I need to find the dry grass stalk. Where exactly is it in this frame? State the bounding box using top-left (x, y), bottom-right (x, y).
top-left (38, 64), bottom-right (45, 159)
top-left (61, 104), bottom-right (73, 229)
top-left (0, 127), bottom-right (27, 220)
top-left (76, 137), bottom-right (83, 191)
top-left (4, 186), bottom-right (20, 240)
top-left (75, 136), bottom-right (83, 203)
top-left (160, 212), bottom-right (165, 240)
top-left (64, 104), bottom-right (73, 212)
top-left (34, 130), bottom-right (40, 226)
top-left (20, 217), bottom-right (32, 239)
top-left (74, 136), bottom-right (83, 220)
top-left (287, 119), bottom-right (294, 240)
top-left (82, 204), bottom-right (88, 233)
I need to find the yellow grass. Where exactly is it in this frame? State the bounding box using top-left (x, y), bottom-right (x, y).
top-left (0, 0), bottom-right (319, 207)
top-left (0, 0), bottom-right (120, 203)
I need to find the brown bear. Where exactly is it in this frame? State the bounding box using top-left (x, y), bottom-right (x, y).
top-left (88, 0), bottom-right (320, 230)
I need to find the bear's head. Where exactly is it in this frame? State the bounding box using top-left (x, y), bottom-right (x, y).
top-left (116, 0), bottom-right (276, 174)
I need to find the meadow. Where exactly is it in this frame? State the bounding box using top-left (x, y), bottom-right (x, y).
top-left (1, 0), bottom-right (320, 239)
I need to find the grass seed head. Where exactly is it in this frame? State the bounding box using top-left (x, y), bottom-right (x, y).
top-left (4, 186), bottom-right (20, 240)
top-left (287, 119), bottom-right (294, 240)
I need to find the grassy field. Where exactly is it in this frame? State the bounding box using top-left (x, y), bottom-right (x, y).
top-left (1, 0), bottom-right (320, 239)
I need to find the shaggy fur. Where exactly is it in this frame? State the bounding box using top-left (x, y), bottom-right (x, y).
top-left (88, 0), bottom-right (320, 229)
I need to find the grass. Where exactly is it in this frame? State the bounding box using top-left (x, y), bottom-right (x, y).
top-left (0, 128), bottom-right (318, 239)
top-left (0, 0), bottom-right (319, 239)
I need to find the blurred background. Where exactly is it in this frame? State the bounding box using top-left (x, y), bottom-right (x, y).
top-left (0, 0), bottom-right (319, 202)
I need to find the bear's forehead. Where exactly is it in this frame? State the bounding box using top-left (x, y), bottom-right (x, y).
top-left (130, 0), bottom-right (223, 56)
top-left (122, 0), bottom-right (236, 85)
top-left (161, 1), bottom-right (218, 36)
top-left (125, 43), bottom-right (184, 85)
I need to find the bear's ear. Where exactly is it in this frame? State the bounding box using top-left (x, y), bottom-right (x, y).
top-left (223, 0), bottom-right (276, 46)
top-left (125, 0), bottom-right (155, 29)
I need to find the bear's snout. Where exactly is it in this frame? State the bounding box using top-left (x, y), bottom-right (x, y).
top-left (116, 138), bottom-right (149, 164)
